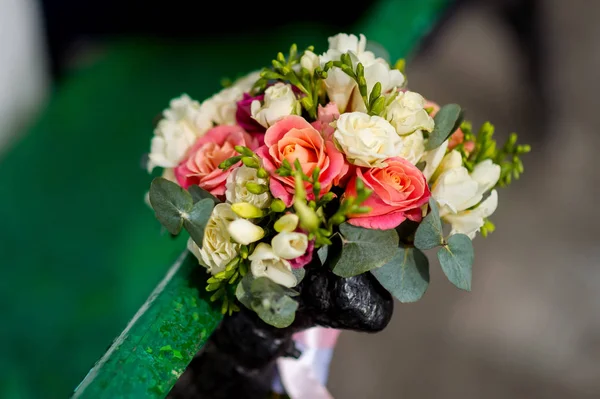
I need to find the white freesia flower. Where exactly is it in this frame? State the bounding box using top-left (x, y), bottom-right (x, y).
top-left (300, 50), bottom-right (320, 73)
top-left (333, 112), bottom-right (402, 167)
top-left (249, 243), bottom-right (297, 288)
top-left (385, 91), bottom-right (434, 136)
top-left (421, 139), bottom-right (449, 181)
top-left (251, 83), bottom-right (298, 128)
top-left (431, 153), bottom-right (500, 215)
top-left (272, 231), bottom-right (308, 260)
top-left (444, 190), bottom-right (498, 239)
top-left (320, 33), bottom-right (405, 113)
top-left (193, 203), bottom-right (239, 274)
top-left (226, 166), bottom-right (271, 208)
top-left (227, 219), bottom-right (265, 245)
top-left (147, 94), bottom-right (212, 172)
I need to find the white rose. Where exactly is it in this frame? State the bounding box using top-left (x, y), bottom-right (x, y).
top-left (333, 112), bottom-right (402, 167)
top-left (251, 83), bottom-right (298, 128)
top-left (397, 130), bottom-right (426, 165)
top-left (300, 50), bottom-right (320, 73)
top-left (272, 232), bottom-right (308, 259)
top-left (225, 166), bottom-right (271, 208)
top-left (227, 219), bottom-right (265, 245)
top-left (201, 85), bottom-right (244, 125)
top-left (385, 91), bottom-right (434, 136)
top-left (444, 190), bottom-right (498, 239)
top-left (147, 94), bottom-right (212, 172)
top-left (193, 203), bottom-right (240, 274)
top-left (249, 243), bottom-right (297, 288)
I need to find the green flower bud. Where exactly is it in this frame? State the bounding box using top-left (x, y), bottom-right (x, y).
top-left (294, 200), bottom-right (320, 232)
top-left (234, 145), bottom-right (255, 157)
top-left (242, 157), bottom-right (260, 169)
top-left (271, 199), bottom-right (286, 213)
top-left (231, 202), bottom-right (265, 219)
top-left (274, 213), bottom-right (299, 233)
top-left (218, 156), bottom-right (242, 170)
top-left (246, 182), bottom-right (269, 194)
top-left (257, 168), bottom-right (269, 179)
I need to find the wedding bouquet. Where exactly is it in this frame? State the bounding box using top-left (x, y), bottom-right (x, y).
top-left (146, 33), bottom-right (530, 330)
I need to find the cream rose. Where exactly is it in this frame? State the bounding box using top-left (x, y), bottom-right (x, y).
top-left (333, 112), bottom-right (402, 167)
top-left (191, 203), bottom-right (240, 274)
top-left (225, 165), bottom-right (271, 208)
top-left (249, 243), bottom-right (297, 288)
top-left (147, 94), bottom-right (212, 172)
top-left (251, 83), bottom-right (299, 128)
top-left (385, 91), bottom-right (434, 136)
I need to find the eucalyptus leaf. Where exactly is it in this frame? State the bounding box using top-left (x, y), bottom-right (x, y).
top-left (188, 185), bottom-right (221, 205)
top-left (414, 198), bottom-right (444, 250)
top-left (149, 177), bottom-right (193, 235)
top-left (317, 245), bottom-right (328, 265)
top-left (437, 234), bottom-right (474, 291)
top-left (425, 104), bottom-right (463, 150)
top-left (292, 267), bottom-right (306, 284)
top-left (183, 198), bottom-right (214, 246)
top-left (332, 223), bottom-right (399, 278)
top-left (235, 273), bottom-right (255, 310)
top-left (250, 277), bottom-right (298, 328)
top-left (371, 247), bottom-right (429, 303)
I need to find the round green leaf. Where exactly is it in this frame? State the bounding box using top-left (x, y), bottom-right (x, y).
top-left (414, 198), bottom-right (444, 250)
top-left (332, 223), bottom-right (399, 278)
top-left (425, 104), bottom-right (463, 150)
top-left (149, 177), bottom-right (193, 235)
top-left (183, 198), bottom-right (214, 246)
top-left (371, 247), bottom-right (429, 303)
top-left (249, 277), bottom-right (298, 328)
top-left (437, 233), bottom-right (474, 291)
top-left (188, 185), bottom-right (221, 205)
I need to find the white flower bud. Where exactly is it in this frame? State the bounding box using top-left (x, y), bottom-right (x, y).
top-left (272, 232), bottom-right (308, 260)
top-left (227, 219), bottom-right (265, 245)
top-left (300, 50), bottom-right (320, 73)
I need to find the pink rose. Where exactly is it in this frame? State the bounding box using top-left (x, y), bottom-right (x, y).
top-left (345, 157), bottom-right (430, 230)
top-left (175, 125), bottom-right (258, 196)
top-left (256, 115), bottom-right (347, 206)
top-left (236, 93), bottom-right (265, 134)
top-left (311, 102), bottom-right (340, 140)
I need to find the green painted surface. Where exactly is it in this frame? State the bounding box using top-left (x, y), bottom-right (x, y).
top-left (73, 251), bottom-right (221, 398)
top-left (0, 1), bottom-right (449, 398)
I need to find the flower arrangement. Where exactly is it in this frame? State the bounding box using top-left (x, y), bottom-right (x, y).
top-left (146, 33), bottom-right (530, 328)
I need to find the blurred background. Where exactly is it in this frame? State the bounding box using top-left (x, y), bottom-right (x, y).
top-left (0, 0), bottom-right (598, 398)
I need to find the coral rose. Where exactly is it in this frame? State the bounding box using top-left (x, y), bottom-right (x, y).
top-left (345, 157), bottom-right (430, 230)
top-left (175, 125), bottom-right (258, 196)
top-left (256, 115), bottom-right (347, 206)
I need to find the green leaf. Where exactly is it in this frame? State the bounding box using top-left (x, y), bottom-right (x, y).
top-left (425, 104), bottom-right (463, 150)
top-left (370, 247), bottom-right (429, 303)
top-left (249, 277), bottom-right (298, 328)
top-left (292, 267), bottom-right (306, 284)
top-left (188, 185), bottom-right (220, 205)
top-left (332, 223), bottom-right (399, 278)
top-left (317, 245), bottom-right (328, 265)
top-left (235, 273), bottom-right (255, 310)
top-left (437, 234), bottom-right (474, 291)
top-left (182, 198), bottom-right (214, 246)
top-left (414, 198), bottom-right (444, 250)
top-left (149, 177), bottom-right (193, 235)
